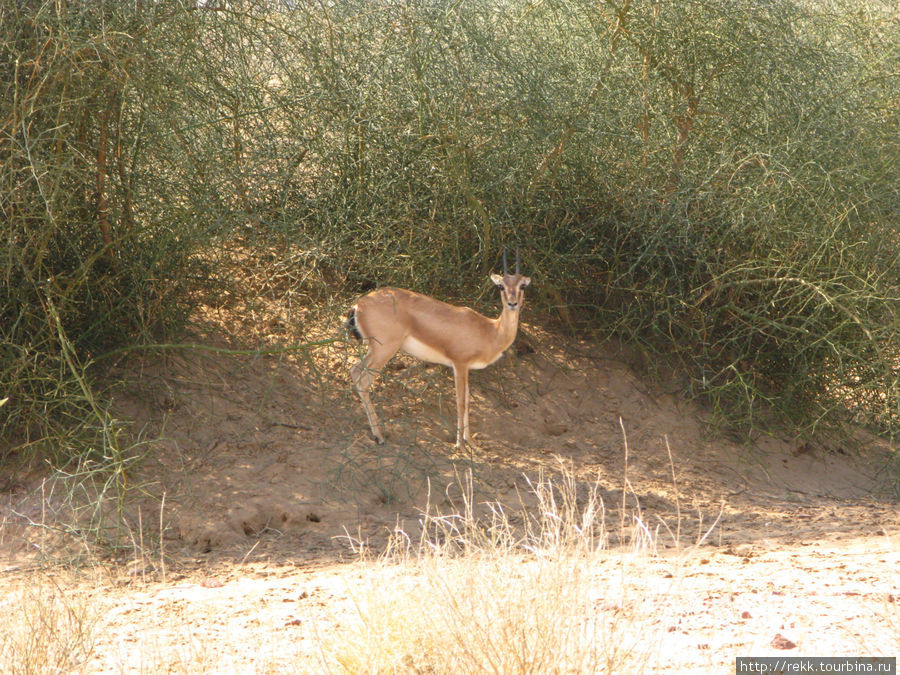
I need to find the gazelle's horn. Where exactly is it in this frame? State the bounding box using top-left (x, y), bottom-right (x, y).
top-left (515, 246), bottom-right (520, 275)
top-left (503, 247), bottom-right (508, 275)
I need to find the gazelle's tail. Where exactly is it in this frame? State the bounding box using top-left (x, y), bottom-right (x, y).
top-left (344, 305), bottom-right (363, 341)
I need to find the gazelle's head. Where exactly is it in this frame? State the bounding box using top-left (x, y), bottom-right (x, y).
top-left (491, 247), bottom-right (531, 313)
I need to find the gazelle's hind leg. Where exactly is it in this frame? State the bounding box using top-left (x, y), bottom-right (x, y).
top-left (350, 339), bottom-right (400, 444)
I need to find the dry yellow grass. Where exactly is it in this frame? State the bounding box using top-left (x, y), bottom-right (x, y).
top-left (0, 581), bottom-right (98, 674)
top-left (2, 500), bottom-right (896, 673)
top-left (323, 471), bottom-right (650, 673)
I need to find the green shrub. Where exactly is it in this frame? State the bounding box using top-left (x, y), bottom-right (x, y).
top-left (0, 1), bottom-right (207, 461)
top-left (2, 0), bottom-right (897, 465)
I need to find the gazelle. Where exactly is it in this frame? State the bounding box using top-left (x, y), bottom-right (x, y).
top-left (346, 249), bottom-right (531, 448)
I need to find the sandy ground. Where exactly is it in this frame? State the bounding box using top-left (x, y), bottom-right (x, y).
top-left (1, 305), bottom-right (898, 671)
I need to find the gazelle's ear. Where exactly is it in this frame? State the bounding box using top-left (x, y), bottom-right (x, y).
top-left (520, 276), bottom-right (531, 288)
top-left (490, 273), bottom-right (504, 288)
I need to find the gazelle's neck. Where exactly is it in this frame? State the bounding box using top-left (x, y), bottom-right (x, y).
top-left (494, 304), bottom-right (521, 350)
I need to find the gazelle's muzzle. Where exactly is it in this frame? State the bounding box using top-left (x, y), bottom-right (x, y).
top-left (504, 288), bottom-right (522, 311)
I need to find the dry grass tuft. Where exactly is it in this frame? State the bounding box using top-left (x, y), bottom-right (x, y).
top-left (0, 580), bottom-right (97, 674)
top-left (323, 467), bottom-right (678, 673)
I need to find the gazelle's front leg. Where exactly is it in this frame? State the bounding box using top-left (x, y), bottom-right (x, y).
top-left (452, 364), bottom-right (470, 448)
top-left (463, 373), bottom-right (471, 443)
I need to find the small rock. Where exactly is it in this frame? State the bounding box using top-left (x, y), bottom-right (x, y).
top-left (543, 421), bottom-right (568, 436)
top-left (771, 633), bottom-right (796, 650)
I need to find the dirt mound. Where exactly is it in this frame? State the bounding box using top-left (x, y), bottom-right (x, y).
top-left (38, 322), bottom-right (878, 565)
top-left (1, 312), bottom-right (895, 571)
